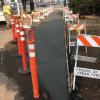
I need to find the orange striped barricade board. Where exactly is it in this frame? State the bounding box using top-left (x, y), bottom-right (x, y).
top-left (63, 7), bottom-right (73, 19)
top-left (43, 9), bottom-right (48, 18)
top-left (38, 10), bottom-right (45, 21)
top-left (73, 34), bottom-right (100, 90)
top-left (67, 22), bottom-right (86, 31)
top-left (66, 22), bottom-right (86, 53)
top-left (67, 13), bottom-right (79, 22)
top-left (21, 14), bottom-right (32, 28)
top-left (77, 34), bottom-right (100, 47)
top-left (32, 11), bottom-right (41, 24)
top-left (49, 6), bottom-right (54, 13)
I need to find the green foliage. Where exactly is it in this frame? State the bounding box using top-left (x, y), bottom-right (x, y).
top-left (68, 0), bottom-right (100, 15)
top-left (64, 0), bottom-right (66, 7)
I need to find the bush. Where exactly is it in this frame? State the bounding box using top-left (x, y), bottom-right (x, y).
top-left (68, 0), bottom-right (100, 15)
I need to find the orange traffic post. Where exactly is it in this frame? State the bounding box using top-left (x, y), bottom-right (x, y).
top-left (26, 29), bottom-right (40, 99)
top-left (18, 27), bottom-right (30, 74)
top-left (15, 20), bottom-right (22, 56)
top-left (11, 16), bottom-right (16, 41)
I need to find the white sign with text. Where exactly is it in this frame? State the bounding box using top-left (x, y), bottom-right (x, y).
top-left (75, 67), bottom-right (100, 79)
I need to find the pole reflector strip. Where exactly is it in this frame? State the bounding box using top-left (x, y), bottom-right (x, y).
top-left (28, 44), bottom-right (35, 50)
top-left (29, 52), bottom-right (35, 57)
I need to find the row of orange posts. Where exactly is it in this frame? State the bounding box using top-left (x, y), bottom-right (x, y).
top-left (11, 15), bottom-right (40, 99)
top-left (10, 6), bottom-right (54, 99)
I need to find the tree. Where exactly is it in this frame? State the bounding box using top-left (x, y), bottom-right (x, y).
top-left (68, 0), bottom-right (100, 15)
top-left (64, 0), bottom-right (66, 7)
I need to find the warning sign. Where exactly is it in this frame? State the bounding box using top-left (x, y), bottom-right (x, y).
top-left (74, 67), bottom-right (100, 79)
top-left (21, 14), bottom-right (32, 28)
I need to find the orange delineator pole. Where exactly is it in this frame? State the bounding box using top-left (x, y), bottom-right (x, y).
top-left (15, 20), bottom-right (22, 55)
top-left (11, 17), bottom-right (16, 41)
top-left (26, 29), bottom-right (40, 99)
top-left (20, 28), bottom-right (27, 71)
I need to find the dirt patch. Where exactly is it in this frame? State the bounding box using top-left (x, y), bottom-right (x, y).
top-left (0, 42), bottom-right (33, 100)
top-left (0, 72), bottom-right (19, 100)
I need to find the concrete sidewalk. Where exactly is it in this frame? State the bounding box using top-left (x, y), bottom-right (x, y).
top-left (0, 28), bottom-right (12, 48)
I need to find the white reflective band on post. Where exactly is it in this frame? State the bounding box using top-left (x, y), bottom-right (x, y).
top-left (16, 30), bottom-right (20, 32)
top-left (20, 31), bottom-right (24, 35)
top-left (11, 19), bottom-right (14, 21)
top-left (11, 22), bottom-right (14, 24)
top-left (77, 35), bottom-right (100, 47)
top-left (16, 25), bottom-right (19, 27)
top-left (74, 67), bottom-right (100, 79)
top-left (21, 37), bottom-right (25, 41)
top-left (29, 52), bottom-right (35, 57)
top-left (28, 44), bottom-right (35, 49)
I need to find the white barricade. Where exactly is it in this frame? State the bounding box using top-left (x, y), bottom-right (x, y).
top-left (73, 34), bottom-right (100, 90)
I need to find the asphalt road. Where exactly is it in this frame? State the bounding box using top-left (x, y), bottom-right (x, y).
top-left (34, 10), bottom-right (70, 100)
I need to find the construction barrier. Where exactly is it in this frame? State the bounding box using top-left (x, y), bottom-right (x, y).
top-left (63, 6), bottom-right (80, 24)
top-left (32, 6), bottom-right (54, 25)
top-left (26, 29), bottom-right (40, 99)
top-left (66, 22), bottom-right (86, 53)
top-left (39, 11), bottom-right (45, 21)
top-left (21, 14), bottom-right (32, 28)
top-left (32, 11), bottom-right (41, 24)
top-left (73, 34), bottom-right (100, 90)
top-left (11, 16), bottom-right (21, 41)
